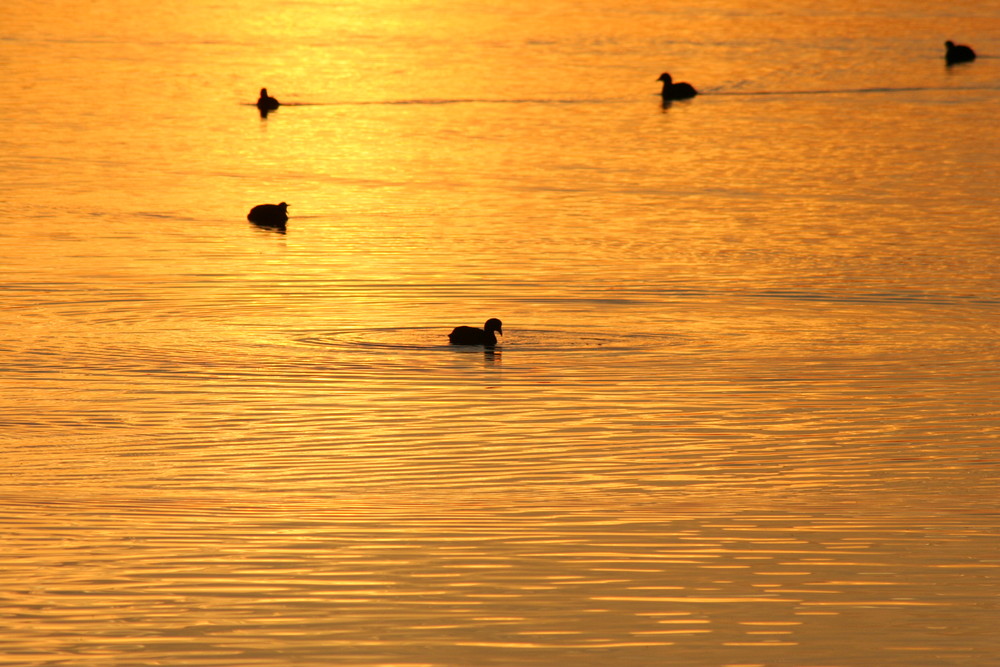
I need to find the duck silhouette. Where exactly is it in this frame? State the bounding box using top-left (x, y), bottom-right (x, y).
top-left (448, 318), bottom-right (503, 346)
top-left (247, 202), bottom-right (289, 226)
top-left (256, 88), bottom-right (280, 114)
top-left (945, 41), bottom-right (976, 65)
top-left (657, 72), bottom-right (697, 100)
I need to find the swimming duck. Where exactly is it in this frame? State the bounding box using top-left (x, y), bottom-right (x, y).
top-left (448, 318), bottom-right (503, 346)
top-left (657, 72), bottom-right (697, 100)
top-left (256, 88), bottom-right (280, 111)
top-left (945, 41), bottom-right (976, 65)
top-left (247, 202), bottom-right (289, 225)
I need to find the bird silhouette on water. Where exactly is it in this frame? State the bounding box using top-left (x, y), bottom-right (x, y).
top-left (247, 202), bottom-right (289, 227)
top-left (945, 41), bottom-right (976, 65)
top-left (256, 88), bottom-right (280, 116)
top-left (657, 72), bottom-right (697, 101)
top-left (449, 318), bottom-right (503, 346)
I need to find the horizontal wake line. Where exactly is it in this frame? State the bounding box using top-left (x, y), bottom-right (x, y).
top-left (245, 98), bottom-right (620, 107)
top-left (245, 85), bottom-right (996, 107)
top-left (707, 84), bottom-right (996, 96)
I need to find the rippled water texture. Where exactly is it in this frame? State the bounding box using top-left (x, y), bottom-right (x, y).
top-left (2, 0), bottom-right (999, 664)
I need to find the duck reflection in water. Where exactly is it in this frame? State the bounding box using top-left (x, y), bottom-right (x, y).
top-left (945, 41), bottom-right (976, 65)
top-left (256, 88), bottom-right (280, 117)
top-left (449, 318), bottom-right (503, 347)
top-left (657, 72), bottom-right (697, 105)
top-left (247, 202), bottom-right (289, 232)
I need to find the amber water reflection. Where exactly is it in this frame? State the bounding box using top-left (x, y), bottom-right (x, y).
top-left (2, 0), bottom-right (1000, 664)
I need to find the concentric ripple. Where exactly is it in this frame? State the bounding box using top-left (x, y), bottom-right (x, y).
top-left (299, 327), bottom-right (675, 352)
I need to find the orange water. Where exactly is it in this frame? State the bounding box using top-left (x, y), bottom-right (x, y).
top-left (2, 0), bottom-right (999, 664)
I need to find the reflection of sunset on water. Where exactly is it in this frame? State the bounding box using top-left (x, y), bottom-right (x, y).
top-left (2, 0), bottom-right (999, 663)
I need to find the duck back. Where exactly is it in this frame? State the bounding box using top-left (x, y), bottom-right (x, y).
top-left (448, 318), bottom-right (503, 346)
top-left (256, 88), bottom-right (280, 110)
top-left (247, 202), bottom-right (289, 225)
top-left (667, 82), bottom-right (697, 99)
top-left (945, 41), bottom-right (976, 65)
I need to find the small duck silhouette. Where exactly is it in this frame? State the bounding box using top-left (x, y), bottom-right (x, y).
top-left (657, 72), bottom-right (697, 100)
top-left (449, 318), bottom-right (503, 346)
top-left (256, 88), bottom-right (280, 112)
top-left (945, 41), bottom-right (976, 65)
top-left (247, 202), bottom-right (289, 226)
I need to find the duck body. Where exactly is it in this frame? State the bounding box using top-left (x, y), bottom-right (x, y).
top-left (256, 88), bottom-right (280, 111)
top-left (448, 318), bottom-right (503, 346)
top-left (945, 41), bottom-right (976, 65)
top-left (247, 202), bottom-right (289, 226)
top-left (657, 72), bottom-right (697, 100)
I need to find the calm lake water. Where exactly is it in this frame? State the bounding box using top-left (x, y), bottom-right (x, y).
top-left (2, 0), bottom-right (999, 664)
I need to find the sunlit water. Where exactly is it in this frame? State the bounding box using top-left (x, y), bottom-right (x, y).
top-left (2, 0), bottom-right (999, 664)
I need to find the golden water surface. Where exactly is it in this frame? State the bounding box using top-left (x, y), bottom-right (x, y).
top-left (2, 0), bottom-right (999, 664)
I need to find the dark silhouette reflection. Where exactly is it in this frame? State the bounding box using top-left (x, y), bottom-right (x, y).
top-left (657, 72), bottom-right (697, 101)
top-left (256, 88), bottom-right (280, 117)
top-left (945, 41), bottom-right (976, 65)
top-left (482, 347), bottom-right (501, 367)
top-left (249, 218), bottom-right (286, 234)
top-left (449, 318), bottom-right (503, 347)
top-left (247, 202), bottom-right (289, 231)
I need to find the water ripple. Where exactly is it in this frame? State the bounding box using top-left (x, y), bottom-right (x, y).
top-left (300, 327), bottom-right (673, 352)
